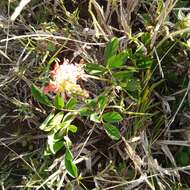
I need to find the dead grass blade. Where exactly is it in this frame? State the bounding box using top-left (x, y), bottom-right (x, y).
top-left (11, 0), bottom-right (31, 22)
top-left (150, 0), bottom-right (178, 48)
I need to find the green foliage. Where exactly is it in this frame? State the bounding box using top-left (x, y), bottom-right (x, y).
top-left (68, 125), bottom-right (78, 133)
top-left (79, 107), bottom-right (93, 117)
top-left (90, 112), bottom-right (101, 123)
top-left (104, 37), bottom-right (119, 64)
top-left (8, 0), bottom-right (189, 187)
top-left (45, 132), bottom-right (65, 155)
top-left (112, 70), bottom-right (135, 80)
top-left (122, 78), bottom-right (141, 92)
top-left (102, 112), bottom-right (123, 123)
top-left (39, 108), bottom-right (78, 177)
top-left (66, 97), bottom-right (77, 110)
top-left (54, 95), bottom-right (64, 109)
top-left (136, 56), bottom-right (153, 68)
top-left (98, 96), bottom-right (108, 110)
top-left (64, 148), bottom-right (78, 178)
top-left (176, 147), bottom-right (190, 166)
top-left (85, 63), bottom-right (106, 76)
top-left (40, 112), bottom-right (64, 132)
top-left (104, 123), bottom-right (121, 141)
top-left (31, 84), bottom-right (52, 106)
top-left (107, 51), bottom-right (128, 69)
top-left (40, 110), bottom-right (76, 156)
top-left (30, 35), bottom-right (159, 187)
top-left (39, 112), bottom-right (55, 131)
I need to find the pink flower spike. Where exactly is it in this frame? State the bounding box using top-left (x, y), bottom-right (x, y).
top-left (44, 57), bottom-right (88, 99)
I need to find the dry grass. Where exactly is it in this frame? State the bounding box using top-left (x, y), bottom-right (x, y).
top-left (0, 0), bottom-right (190, 189)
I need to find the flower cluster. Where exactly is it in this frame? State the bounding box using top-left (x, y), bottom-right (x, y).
top-left (44, 59), bottom-right (89, 99)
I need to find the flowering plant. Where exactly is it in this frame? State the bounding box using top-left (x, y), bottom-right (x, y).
top-left (31, 38), bottom-right (127, 178)
top-left (43, 58), bottom-right (89, 99)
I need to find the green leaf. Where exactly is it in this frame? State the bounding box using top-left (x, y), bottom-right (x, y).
top-left (68, 125), bottom-right (78, 133)
top-left (47, 133), bottom-right (64, 154)
top-left (65, 158), bottom-right (78, 178)
top-left (39, 112), bottom-right (55, 131)
top-left (44, 145), bottom-right (52, 156)
top-left (43, 111), bottom-right (64, 132)
top-left (65, 148), bottom-right (73, 160)
top-left (102, 111), bottom-right (123, 123)
top-left (64, 148), bottom-right (78, 178)
top-left (107, 51), bottom-right (128, 69)
top-left (31, 84), bottom-right (52, 106)
top-left (98, 96), bottom-right (108, 110)
top-left (104, 37), bottom-right (119, 64)
top-left (58, 122), bottom-right (77, 134)
top-left (50, 140), bottom-right (64, 154)
top-left (64, 136), bottom-right (72, 148)
top-left (179, 151), bottom-right (190, 166)
top-left (137, 57), bottom-right (153, 68)
top-left (123, 78), bottom-right (141, 92)
top-left (59, 121), bottom-right (72, 129)
top-left (141, 32), bottom-right (151, 46)
top-left (54, 95), bottom-right (64, 109)
top-left (85, 63), bottom-right (106, 75)
top-left (63, 112), bottom-right (76, 123)
top-left (79, 107), bottom-right (93, 117)
top-left (66, 98), bottom-right (77, 110)
top-left (113, 70), bottom-right (134, 81)
top-left (86, 98), bottom-right (97, 107)
top-left (49, 111), bottom-right (64, 125)
top-left (90, 113), bottom-right (101, 123)
top-left (104, 123), bottom-right (121, 140)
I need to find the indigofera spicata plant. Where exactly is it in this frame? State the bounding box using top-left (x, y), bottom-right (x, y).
top-left (31, 37), bottom-right (154, 178)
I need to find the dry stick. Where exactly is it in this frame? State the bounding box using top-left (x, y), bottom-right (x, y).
top-left (88, 0), bottom-right (109, 40)
top-left (5, 0), bottom-right (10, 55)
top-left (120, 0), bottom-right (131, 35)
top-left (1, 183), bottom-right (5, 190)
top-left (11, 0), bottom-right (31, 21)
top-left (90, 0), bottom-right (112, 36)
top-left (154, 47), bottom-right (164, 78)
top-left (0, 49), bottom-right (12, 62)
top-left (101, 175), bottom-right (158, 190)
top-left (0, 33), bottom-right (106, 46)
top-left (158, 140), bottom-right (190, 146)
top-left (36, 170), bottom-right (60, 190)
top-left (5, 0), bottom-right (31, 56)
top-left (56, 171), bottom-right (67, 190)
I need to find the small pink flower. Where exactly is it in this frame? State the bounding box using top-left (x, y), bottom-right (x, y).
top-left (43, 58), bottom-right (88, 99)
top-left (43, 81), bottom-right (58, 94)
